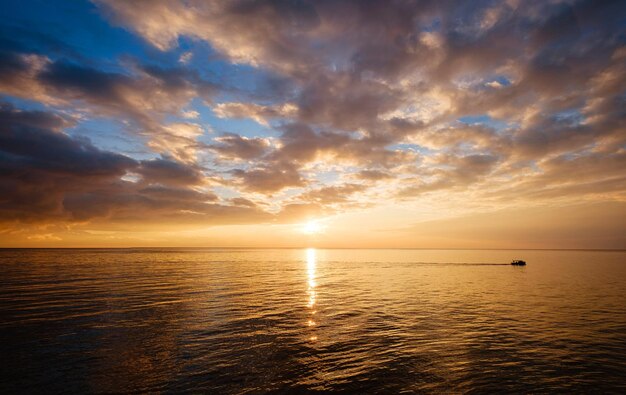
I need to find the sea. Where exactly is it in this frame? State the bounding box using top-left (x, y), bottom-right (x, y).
top-left (1, 248), bottom-right (625, 393)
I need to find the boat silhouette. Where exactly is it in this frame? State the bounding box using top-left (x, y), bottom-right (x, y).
top-left (511, 260), bottom-right (526, 266)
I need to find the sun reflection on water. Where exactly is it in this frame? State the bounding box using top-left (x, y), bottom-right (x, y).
top-left (306, 248), bottom-right (317, 338)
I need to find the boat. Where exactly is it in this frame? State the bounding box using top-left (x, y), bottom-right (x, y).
top-left (511, 260), bottom-right (526, 266)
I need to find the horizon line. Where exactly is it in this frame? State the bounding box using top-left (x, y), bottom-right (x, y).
top-left (1, 247), bottom-right (625, 252)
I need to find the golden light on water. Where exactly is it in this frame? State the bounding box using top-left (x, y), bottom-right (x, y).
top-left (307, 248), bottom-right (317, 290)
top-left (306, 248), bottom-right (317, 336)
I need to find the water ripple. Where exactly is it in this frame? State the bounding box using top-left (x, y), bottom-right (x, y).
top-left (0, 248), bottom-right (625, 393)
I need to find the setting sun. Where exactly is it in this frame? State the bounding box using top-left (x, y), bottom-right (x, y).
top-left (301, 220), bottom-right (324, 235)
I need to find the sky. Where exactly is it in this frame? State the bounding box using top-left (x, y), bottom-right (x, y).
top-left (0, 0), bottom-right (625, 249)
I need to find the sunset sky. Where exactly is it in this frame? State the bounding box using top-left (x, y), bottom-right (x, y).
top-left (1, 0), bottom-right (625, 248)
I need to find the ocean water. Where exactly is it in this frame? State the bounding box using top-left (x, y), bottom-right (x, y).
top-left (1, 248), bottom-right (625, 393)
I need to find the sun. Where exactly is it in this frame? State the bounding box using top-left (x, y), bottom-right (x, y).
top-left (301, 220), bottom-right (323, 235)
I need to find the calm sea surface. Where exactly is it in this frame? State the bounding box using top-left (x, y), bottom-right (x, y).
top-left (1, 248), bottom-right (625, 393)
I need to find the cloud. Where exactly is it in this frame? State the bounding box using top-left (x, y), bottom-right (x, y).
top-left (297, 183), bottom-right (367, 205)
top-left (2, 0), bottom-right (626, 242)
top-left (0, 103), bottom-right (136, 222)
top-left (230, 197), bottom-right (258, 208)
top-left (136, 157), bottom-right (205, 187)
top-left (0, 103), bottom-right (271, 225)
top-left (398, 153), bottom-right (501, 197)
top-left (213, 102), bottom-right (297, 125)
top-left (355, 170), bottom-right (393, 181)
top-left (0, 54), bottom-right (215, 121)
top-left (145, 122), bottom-right (206, 163)
top-left (211, 133), bottom-right (271, 160)
top-left (96, 0), bottom-right (625, 161)
top-left (0, 47), bottom-right (217, 162)
top-left (95, 0), bottom-right (323, 71)
top-left (179, 51), bottom-right (193, 64)
top-left (232, 162), bottom-right (305, 193)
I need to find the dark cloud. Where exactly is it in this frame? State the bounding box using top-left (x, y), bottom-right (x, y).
top-left (211, 133), bottom-right (270, 160)
top-left (137, 157), bottom-right (205, 187)
top-left (38, 61), bottom-right (130, 104)
top-left (0, 103), bottom-right (270, 225)
top-left (0, 103), bottom-right (136, 222)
